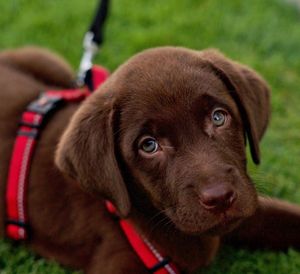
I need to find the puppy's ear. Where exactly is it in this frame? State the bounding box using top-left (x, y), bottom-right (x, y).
top-left (200, 50), bottom-right (270, 164)
top-left (55, 92), bottom-right (130, 217)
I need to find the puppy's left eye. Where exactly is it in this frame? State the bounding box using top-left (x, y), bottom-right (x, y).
top-left (211, 109), bottom-right (227, 127)
top-left (139, 137), bottom-right (160, 154)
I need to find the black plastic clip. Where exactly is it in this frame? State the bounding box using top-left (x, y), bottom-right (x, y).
top-left (26, 93), bottom-right (64, 115)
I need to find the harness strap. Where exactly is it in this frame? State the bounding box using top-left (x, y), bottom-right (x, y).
top-left (5, 66), bottom-right (108, 240)
top-left (106, 201), bottom-right (180, 274)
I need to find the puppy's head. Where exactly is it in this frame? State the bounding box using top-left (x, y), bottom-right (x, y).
top-left (56, 47), bottom-right (270, 235)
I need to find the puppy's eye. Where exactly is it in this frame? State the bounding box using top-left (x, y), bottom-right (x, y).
top-left (139, 137), bottom-right (159, 154)
top-left (211, 109), bottom-right (227, 127)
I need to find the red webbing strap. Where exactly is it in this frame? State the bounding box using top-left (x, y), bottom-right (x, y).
top-left (92, 65), bottom-right (109, 89)
top-left (106, 201), bottom-right (180, 274)
top-left (6, 113), bottom-right (42, 239)
top-left (5, 66), bottom-right (108, 240)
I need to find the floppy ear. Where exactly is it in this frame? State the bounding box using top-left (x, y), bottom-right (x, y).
top-left (200, 50), bottom-right (270, 164)
top-left (55, 91), bottom-right (131, 217)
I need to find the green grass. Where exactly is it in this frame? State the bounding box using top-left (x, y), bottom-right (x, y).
top-left (1, 0), bottom-right (300, 273)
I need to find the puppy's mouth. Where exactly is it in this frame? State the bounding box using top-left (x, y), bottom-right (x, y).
top-left (164, 203), bottom-right (253, 236)
top-left (173, 215), bottom-right (242, 236)
top-left (205, 214), bottom-right (243, 235)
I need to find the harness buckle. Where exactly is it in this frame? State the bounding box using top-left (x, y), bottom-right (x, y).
top-left (19, 93), bottom-right (64, 129)
top-left (27, 93), bottom-right (64, 115)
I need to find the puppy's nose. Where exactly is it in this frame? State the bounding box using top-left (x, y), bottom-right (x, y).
top-left (199, 185), bottom-right (236, 212)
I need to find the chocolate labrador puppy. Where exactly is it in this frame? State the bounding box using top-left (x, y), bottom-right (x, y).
top-left (1, 46), bottom-right (300, 273)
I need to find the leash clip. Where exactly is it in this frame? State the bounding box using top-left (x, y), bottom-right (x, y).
top-left (77, 32), bottom-right (99, 87)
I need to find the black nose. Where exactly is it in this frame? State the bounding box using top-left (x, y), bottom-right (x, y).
top-left (199, 185), bottom-right (236, 212)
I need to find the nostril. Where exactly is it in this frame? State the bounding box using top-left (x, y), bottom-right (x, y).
top-left (199, 185), bottom-right (236, 212)
top-left (225, 166), bottom-right (234, 174)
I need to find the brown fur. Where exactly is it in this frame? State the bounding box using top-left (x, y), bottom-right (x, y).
top-left (1, 46), bottom-right (300, 274)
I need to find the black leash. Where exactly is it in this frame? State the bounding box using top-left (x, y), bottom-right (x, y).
top-left (77, 0), bottom-right (110, 89)
top-left (89, 0), bottom-right (110, 46)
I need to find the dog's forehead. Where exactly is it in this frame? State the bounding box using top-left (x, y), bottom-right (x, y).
top-left (122, 73), bottom-right (230, 114)
top-left (114, 50), bottom-right (238, 124)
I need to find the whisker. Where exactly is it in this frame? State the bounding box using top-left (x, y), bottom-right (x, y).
top-left (147, 210), bottom-right (166, 226)
top-left (146, 206), bottom-right (177, 238)
top-left (148, 215), bottom-right (170, 237)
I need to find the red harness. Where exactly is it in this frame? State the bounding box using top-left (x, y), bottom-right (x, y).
top-left (5, 66), bottom-right (180, 274)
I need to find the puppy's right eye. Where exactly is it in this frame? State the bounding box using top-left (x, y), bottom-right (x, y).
top-left (211, 108), bottom-right (227, 127)
top-left (139, 137), bottom-right (159, 154)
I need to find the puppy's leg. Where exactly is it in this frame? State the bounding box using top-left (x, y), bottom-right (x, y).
top-left (0, 47), bottom-right (74, 87)
top-left (224, 196), bottom-right (300, 249)
top-left (85, 236), bottom-right (148, 274)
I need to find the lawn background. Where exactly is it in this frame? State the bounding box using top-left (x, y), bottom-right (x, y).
top-left (1, 0), bottom-right (300, 273)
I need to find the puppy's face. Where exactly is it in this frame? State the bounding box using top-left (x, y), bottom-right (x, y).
top-left (56, 47), bottom-right (270, 236)
top-left (117, 64), bottom-right (256, 235)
